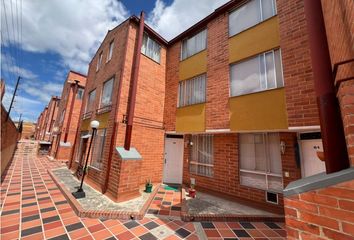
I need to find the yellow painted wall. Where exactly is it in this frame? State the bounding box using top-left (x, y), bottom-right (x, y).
top-left (229, 16), bottom-right (280, 63)
top-left (95, 112), bottom-right (110, 129)
top-left (80, 119), bottom-right (91, 131)
top-left (176, 103), bottom-right (205, 132)
top-left (179, 50), bottom-right (207, 81)
top-left (229, 88), bottom-right (288, 131)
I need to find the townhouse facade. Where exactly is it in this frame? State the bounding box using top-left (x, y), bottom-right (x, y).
top-left (68, 16), bottom-right (167, 202)
top-left (50, 71), bottom-right (87, 161)
top-left (35, 96), bottom-right (61, 142)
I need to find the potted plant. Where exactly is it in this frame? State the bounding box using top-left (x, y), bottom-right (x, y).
top-left (145, 178), bottom-right (153, 193)
top-left (188, 183), bottom-right (196, 198)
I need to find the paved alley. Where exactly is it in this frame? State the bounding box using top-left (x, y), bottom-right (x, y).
top-left (1, 141), bottom-right (286, 240)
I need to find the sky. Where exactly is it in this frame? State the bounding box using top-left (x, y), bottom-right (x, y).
top-left (1, 0), bottom-right (229, 122)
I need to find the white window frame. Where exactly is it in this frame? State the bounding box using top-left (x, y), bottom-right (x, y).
top-left (96, 52), bottom-right (103, 71)
top-left (100, 78), bottom-right (114, 108)
top-left (85, 89), bottom-right (96, 113)
top-left (230, 49), bottom-right (283, 97)
top-left (181, 29), bottom-right (207, 60)
top-left (141, 33), bottom-right (161, 63)
top-left (239, 133), bottom-right (283, 192)
top-left (178, 74), bottom-right (206, 107)
top-left (90, 129), bottom-right (106, 170)
top-left (189, 135), bottom-right (214, 177)
top-left (107, 41), bottom-right (114, 62)
top-left (229, 0), bottom-right (277, 37)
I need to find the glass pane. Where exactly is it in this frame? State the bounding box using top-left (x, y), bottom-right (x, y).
top-left (230, 56), bottom-right (261, 96)
top-left (254, 134), bottom-right (266, 171)
top-left (267, 175), bottom-right (283, 191)
top-left (268, 133), bottom-right (282, 174)
top-left (259, 54), bottom-right (267, 90)
top-left (240, 171), bottom-right (267, 189)
top-left (239, 134), bottom-right (256, 170)
top-left (265, 51), bottom-right (276, 89)
top-left (261, 0), bottom-right (275, 20)
top-left (229, 0), bottom-right (260, 36)
top-left (274, 49), bottom-right (284, 87)
top-left (101, 79), bottom-right (113, 106)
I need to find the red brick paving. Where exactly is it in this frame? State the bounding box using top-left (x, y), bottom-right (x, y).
top-left (0, 141), bottom-right (286, 239)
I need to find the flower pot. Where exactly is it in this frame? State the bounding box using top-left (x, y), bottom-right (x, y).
top-left (188, 188), bottom-right (196, 198)
top-left (145, 184), bottom-right (153, 193)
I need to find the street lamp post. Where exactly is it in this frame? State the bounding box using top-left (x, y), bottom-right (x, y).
top-left (72, 120), bottom-right (99, 199)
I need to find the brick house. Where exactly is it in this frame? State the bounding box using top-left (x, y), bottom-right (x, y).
top-left (44, 0), bottom-right (353, 229)
top-left (49, 71), bottom-right (87, 161)
top-left (35, 96), bottom-right (60, 142)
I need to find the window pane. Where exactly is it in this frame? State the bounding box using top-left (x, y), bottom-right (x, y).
top-left (141, 33), bottom-right (161, 63)
top-left (265, 51), bottom-right (276, 89)
top-left (181, 30), bottom-right (207, 60)
top-left (240, 171), bottom-right (267, 189)
top-left (77, 88), bottom-right (84, 100)
top-left (255, 134), bottom-right (267, 171)
top-left (268, 133), bottom-right (282, 174)
top-left (86, 89), bottom-right (96, 112)
top-left (190, 135), bottom-right (213, 176)
top-left (230, 56), bottom-right (261, 96)
top-left (107, 41), bottom-right (114, 61)
top-left (229, 0), bottom-right (260, 36)
top-left (178, 74), bottom-right (206, 107)
top-left (101, 78), bottom-right (113, 107)
top-left (274, 49), bottom-right (284, 87)
top-left (91, 129), bottom-right (106, 169)
top-left (240, 134), bottom-right (256, 170)
top-left (261, 0), bottom-right (275, 20)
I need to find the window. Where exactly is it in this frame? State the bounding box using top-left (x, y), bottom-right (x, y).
top-left (59, 110), bottom-right (65, 123)
top-left (85, 89), bottom-right (96, 113)
top-left (76, 131), bottom-right (89, 163)
top-left (96, 52), bottom-right (103, 71)
top-left (178, 74), bottom-right (206, 107)
top-left (239, 133), bottom-right (283, 192)
top-left (100, 78), bottom-right (114, 107)
top-left (91, 129), bottom-right (106, 169)
top-left (77, 88), bottom-right (84, 100)
top-left (190, 135), bottom-right (213, 177)
top-left (141, 33), bottom-right (161, 63)
top-left (230, 49), bottom-right (283, 96)
top-left (181, 29), bottom-right (207, 60)
top-left (107, 41), bottom-right (114, 62)
top-left (229, 0), bottom-right (277, 36)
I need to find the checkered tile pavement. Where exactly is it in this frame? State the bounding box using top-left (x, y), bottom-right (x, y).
top-left (1, 141), bottom-right (286, 239)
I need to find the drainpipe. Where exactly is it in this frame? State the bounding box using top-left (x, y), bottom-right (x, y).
top-left (124, 11), bottom-right (145, 150)
top-left (304, 0), bottom-right (349, 173)
top-left (64, 80), bottom-right (79, 142)
top-left (42, 106), bottom-right (49, 141)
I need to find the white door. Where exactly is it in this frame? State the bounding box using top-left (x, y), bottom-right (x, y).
top-left (163, 137), bottom-right (184, 184)
top-left (300, 139), bottom-right (326, 177)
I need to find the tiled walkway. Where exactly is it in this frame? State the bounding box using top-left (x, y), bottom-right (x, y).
top-left (1, 141), bottom-right (287, 239)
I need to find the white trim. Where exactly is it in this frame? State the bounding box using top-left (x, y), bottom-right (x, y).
top-left (288, 126), bottom-right (321, 132)
top-left (205, 129), bottom-right (230, 133)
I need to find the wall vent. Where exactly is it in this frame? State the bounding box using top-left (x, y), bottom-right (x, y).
top-left (266, 191), bottom-right (278, 204)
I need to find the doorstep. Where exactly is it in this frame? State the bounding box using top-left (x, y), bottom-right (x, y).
top-left (181, 187), bottom-right (285, 222)
top-left (48, 167), bottom-right (159, 220)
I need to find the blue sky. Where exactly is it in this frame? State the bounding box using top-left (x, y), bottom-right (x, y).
top-left (1, 0), bottom-right (228, 122)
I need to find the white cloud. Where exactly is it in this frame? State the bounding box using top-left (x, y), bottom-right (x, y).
top-left (1, 53), bottom-right (38, 79)
top-left (19, 81), bottom-right (63, 103)
top-left (1, 0), bottom-right (129, 73)
top-left (147, 0), bottom-right (230, 40)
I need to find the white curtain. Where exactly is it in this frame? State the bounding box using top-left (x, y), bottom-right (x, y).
top-left (101, 78), bottom-right (113, 107)
top-left (181, 29), bottom-right (207, 60)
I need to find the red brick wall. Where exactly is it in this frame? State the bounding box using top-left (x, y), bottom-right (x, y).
top-left (321, 0), bottom-right (354, 166)
top-left (284, 179), bottom-right (354, 240)
top-left (277, 0), bottom-right (320, 127)
top-left (1, 105), bottom-right (19, 175)
top-left (182, 132), bottom-right (301, 209)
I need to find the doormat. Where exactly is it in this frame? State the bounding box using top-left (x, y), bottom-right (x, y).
top-left (164, 185), bottom-right (180, 192)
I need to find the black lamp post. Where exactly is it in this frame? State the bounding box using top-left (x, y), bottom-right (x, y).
top-left (72, 120), bottom-right (99, 199)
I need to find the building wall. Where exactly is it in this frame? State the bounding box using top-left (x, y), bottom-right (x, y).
top-left (1, 105), bottom-right (19, 175)
top-left (20, 122), bottom-right (35, 139)
top-left (321, 0), bottom-right (354, 166)
top-left (182, 132), bottom-right (300, 209)
top-left (284, 179), bottom-right (354, 239)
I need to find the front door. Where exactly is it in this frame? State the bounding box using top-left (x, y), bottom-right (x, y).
top-left (163, 136), bottom-right (184, 184)
top-left (300, 139), bottom-right (326, 177)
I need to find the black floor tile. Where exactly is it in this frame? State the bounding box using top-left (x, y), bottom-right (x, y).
top-left (105, 237), bottom-right (117, 240)
top-left (233, 230), bottom-right (250, 238)
top-left (21, 226), bottom-right (42, 237)
top-left (66, 222), bottom-right (84, 232)
top-left (124, 220), bottom-right (139, 229)
top-left (240, 222), bottom-right (255, 229)
top-left (264, 222), bottom-right (282, 229)
top-left (22, 202), bottom-right (37, 208)
top-left (40, 207), bottom-right (56, 213)
top-left (139, 233), bottom-right (157, 240)
top-left (171, 206), bottom-right (181, 211)
top-left (144, 221), bottom-right (159, 230)
top-left (175, 228), bottom-right (191, 238)
top-left (201, 222), bottom-right (215, 229)
top-left (55, 200), bottom-right (68, 205)
top-left (154, 197), bottom-right (163, 200)
top-left (42, 215), bottom-right (60, 224)
top-left (1, 209), bottom-right (20, 216)
top-left (162, 201), bottom-right (171, 205)
top-left (48, 234), bottom-right (70, 240)
top-left (147, 209), bottom-right (158, 214)
top-left (22, 195), bottom-right (36, 200)
top-left (22, 214), bottom-right (40, 222)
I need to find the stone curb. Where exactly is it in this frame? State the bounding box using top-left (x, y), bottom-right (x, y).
top-left (48, 168), bottom-right (160, 220)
